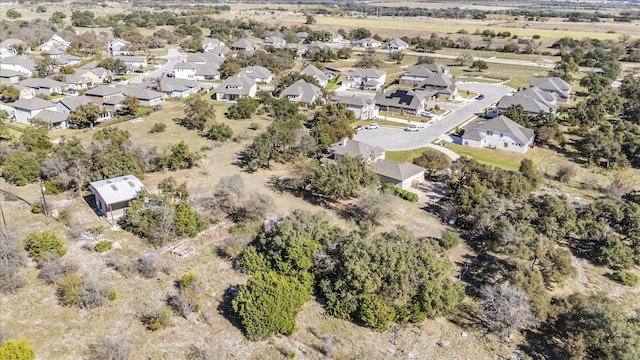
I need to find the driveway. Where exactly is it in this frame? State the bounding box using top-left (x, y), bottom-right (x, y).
top-left (128, 48), bottom-right (182, 84)
top-left (353, 82), bottom-right (513, 151)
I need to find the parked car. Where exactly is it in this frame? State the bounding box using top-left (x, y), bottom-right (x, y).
top-left (475, 94), bottom-right (485, 100)
top-left (355, 125), bottom-right (365, 131)
top-left (366, 123), bottom-right (379, 129)
top-left (404, 124), bottom-right (420, 132)
top-left (419, 111), bottom-right (433, 118)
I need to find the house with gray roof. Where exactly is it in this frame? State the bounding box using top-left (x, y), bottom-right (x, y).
top-left (12, 97), bottom-right (57, 125)
top-left (231, 38), bottom-right (257, 52)
top-left (53, 73), bottom-right (91, 91)
top-left (40, 34), bottom-right (71, 52)
top-left (386, 38), bottom-right (409, 51)
top-left (159, 78), bottom-right (200, 99)
top-left (84, 86), bottom-right (125, 106)
top-left (353, 38), bottom-right (382, 48)
top-left (215, 76), bottom-right (257, 101)
top-left (76, 67), bottom-right (110, 86)
top-left (0, 56), bottom-right (36, 76)
top-left (328, 138), bottom-right (385, 162)
top-left (123, 86), bottom-right (163, 107)
top-left (202, 38), bottom-right (225, 52)
top-left (56, 96), bottom-right (93, 114)
top-left (462, 115), bottom-right (535, 153)
top-left (496, 87), bottom-right (558, 116)
top-left (19, 78), bottom-right (67, 96)
top-left (115, 56), bottom-right (147, 69)
top-left (109, 39), bottom-right (132, 56)
top-left (301, 64), bottom-right (328, 87)
top-left (399, 63), bottom-right (450, 85)
top-left (173, 62), bottom-right (198, 80)
top-left (0, 39), bottom-right (29, 59)
top-left (375, 88), bottom-right (427, 115)
top-left (530, 77), bottom-right (572, 103)
top-left (296, 32), bottom-right (309, 44)
top-left (330, 95), bottom-right (378, 120)
top-left (414, 73), bottom-right (458, 99)
top-left (57, 53), bottom-right (83, 67)
top-left (238, 65), bottom-right (274, 83)
top-left (371, 159), bottom-right (425, 190)
top-left (207, 45), bottom-right (231, 59)
top-left (32, 109), bottom-right (69, 130)
top-left (346, 68), bottom-right (387, 90)
top-left (279, 79), bottom-right (323, 106)
top-left (264, 36), bottom-right (287, 48)
top-left (89, 175), bottom-right (147, 222)
top-left (0, 68), bottom-right (22, 85)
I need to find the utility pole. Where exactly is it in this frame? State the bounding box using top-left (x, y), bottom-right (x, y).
top-left (40, 180), bottom-right (49, 217)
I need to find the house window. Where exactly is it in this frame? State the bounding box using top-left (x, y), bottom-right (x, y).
top-left (487, 131), bottom-right (493, 135)
top-left (500, 133), bottom-right (503, 137)
top-left (504, 142), bottom-right (508, 148)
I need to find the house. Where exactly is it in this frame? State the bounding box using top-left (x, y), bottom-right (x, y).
top-left (279, 79), bottom-right (323, 106)
top-left (40, 34), bottom-right (71, 52)
top-left (0, 56), bottom-right (36, 77)
top-left (115, 56), bottom-right (148, 69)
top-left (57, 54), bottom-right (83, 67)
top-left (264, 36), bottom-right (287, 48)
top-left (19, 78), bottom-right (67, 96)
top-left (11, 97), bottom-right (57, 125)
top-left (89, 175), bottom-right (147, 222)
top-left (238, 65), bottom-right (274, 83)
top-left (231, 38), bottom-right (257, 52)
top-left (375, 88), bottom-right (427, 115)
top-left (158, 78), bottom-right (199, 99)
top-left (296, 32), bottom-right (309, 44)
top-left (530, 77), bottom-right (572, 103)
top-left (46, 48), bottom-right (66, 59)
top-left (215, 76), bottom-right (257, 101)
top-left (414, 73), bottom-right (458, 99)
top-left (330, 95), bottom-right (379, 120)
top-left (328, 138), bottom-right (385, 162)
top-left (102, 94), bottom-right (126, 112)
top-left (462, 115), bottom-right (535, 153)
top-left (346, 68), bottom-right (387, 90)
top-left (109, 39), bottom-right (132, 56)
top-left (399, 64), bottom-right (450, 86)
top-left (56, 96), bottom-right (93, 115)
top-left (84, 86), bottom-right (125, 106)
top-left (53, 73), bottom-right (91, 91)
top-left (496, 87), bottom-right (557, 116)
top-left (353, 38), bottom-right (382, 48)
top-left (300, 64), bottom-right (328, 87)
top-left (194, 64), bottom-right (221, 81)
top-left (386, 38), bottom-right (409, 51)
top-left (329, 32), bottom-right (344, 43)
top-left (286, 43), bottom-right (307, 58)
top-left (18, 88), bottom-right (36, 100)
top-left (371, 159), bottom-right (425, 190)
top-left (0, 39), bottom-right (29, 59)
top-left (173, 62), bottom-right (198, 80)
top-left (207, 45), bottom-right (231, 59)
top-left (123, 86), bottom-right (163, 107)
top-left (0, 69), bottom-right (22, 85)
top-left (76, 67), bottom-right (110, 86)
top-left (201, 38), bottom-right (225, 52)
top-left (31, 109), bottom-right (68, 130)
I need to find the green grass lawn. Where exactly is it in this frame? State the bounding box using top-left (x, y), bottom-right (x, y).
top-left (445, 143), bottom-right (548, 171)
top-left (378, 110), bottom-right (430, 123)
top-left (385, 147), bottom-right (432, 163)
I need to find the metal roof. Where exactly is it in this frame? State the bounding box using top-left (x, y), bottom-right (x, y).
top-left (89, 175), bottom-right (146, 206)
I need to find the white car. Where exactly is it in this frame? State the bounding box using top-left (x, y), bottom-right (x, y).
top-left (404, 124), bottom-right (421, 132)
top-left (366, 123), bottom-right (379, 129)
top-left (419, 111), bottom-right (434, 118)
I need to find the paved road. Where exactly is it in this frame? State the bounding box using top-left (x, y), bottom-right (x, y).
top-left (353, 82), bottom-right (513, 151)
top-left (129, 48), bottom-right (182, 84)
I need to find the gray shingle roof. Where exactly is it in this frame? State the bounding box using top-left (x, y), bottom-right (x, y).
top-left (530, 77), bottom-right (571, 98)
top-left (300, 64), bottom-right (327, 83)
top-left (371, 159), bottom-right (425, 181)
top-left (13, 97), bottom-right (56, 111)
top-left (387, 38), bottom-right (409, 48)
top-left (33, 109), bottom-right (68, 123)
top-left (20, 78), bottom-right (67, 89)
top-left (218, 76), bottom-right (256, 96)
top-left (349, 68), bottom-right (386, 78)
top-left (329, 139), bottom-right (385, 160)
top-left (85, 86), bottom-right (123, 97)
top-left (468, 115), bottom-right (535, 144)
top-left (58, 96), bottom-right (92, 112)
top-left (330, 95), bottom-right (373, 108)
top-left (160, 78), bottom-right (198, 93)
top-left (279, 79), bottom-right (322, 104)
top-left (0, 68), bottom-right (22, 78)
top-left (123, 86), bottom-right (162, 100)
top-left (1, 56), bottom-right (36, 71)
top-left (231, 38), bottom-right (254, 50)
top-left (375, 89), bottom-right (425, 111)
top-left (238, 65), bottom-right (273, 80)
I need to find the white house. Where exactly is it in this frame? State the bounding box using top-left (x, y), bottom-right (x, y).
top-left (89, 175), bottom-right (147, 222)
top-left (215, 76), bottom-right (257, 101)
top-left (109, 39), bottom-right (132, 56)
top-left (124, 86), bottom-right (163, 107)
top-left (238, 65), bottom-right (274, 83)
top-left (12, 97), bottom-right (57, 125)
top-left (202, 38), bottom-right (225, 52)
top-left (279, 79), bottom-right (323, 106)
top-left (0, 69), bottom-right (22, 85)
top-left (386, 38), bottom-right (409, 51)
top-left (0, 39), bottom-right (29, 59)
top-left (328, 138), bottom-right (385, 162)
top-left (0, 56), bottom-right (36, 77)
top-left (346, 68), bottom-right (387, 90)
top-left (300, 64), bottom-right (328, 87)
top-left (462, 115), bottom-right (535, 153)
top-left (159, 78), bottom-right (199, 99)
top-left (40, 34), bottom-right (71, 52)
top-left (173, 62), bottom-right (198, 80)
top-left (263, 36), bottom-right (287, 48)
top-left (231, 38), bottom-right (257, 52)
top-left (115, 56), bottom-right (148, 69)
top-left (32, 109), bottom-right (68, 130)
top-left (19, 78), bottom-right (67, 96)
top-left (330, 95), bottom-right (378, 120)
top-left (353, 38), bottom-right (382, 48)
top-left (56, 96), bottom-right (93, 115)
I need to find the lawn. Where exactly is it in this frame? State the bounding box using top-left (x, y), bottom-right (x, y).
top-left (386, 146), bottom-right (431, 163)
top-left (445, 143), bottom-right (547, 171)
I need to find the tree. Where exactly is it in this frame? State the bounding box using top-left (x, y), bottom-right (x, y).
top-left (0, 339), bottom-right (35, 360)
top-left (90, 127), bottom-right (143, 180)
top-left (471, 59), bottom-right (488, 72)
top-left (205, 123), bottom-right (233, 142)
top-left (305, 14), bottom-right (316, 25)
top-left (456, 53), bottom-right (473, 66)
top-left (219, 57), bottom-right (242, 79)
top-left (1, 85), bottom-right (20, 102)
top-left (232, 271), bottom-right (310, 341)
top-left (71, 10), bottom-right (95, 27)
top-left (350, 189), bottom-right (393, 224)
top-left (416, 56), bottom-right (435, 65)
top-left (336, 46), bottom-right (352, 59)
top-left (388, 51), bottom-right (405, 64)
top-left (0, 232), bottom-right (27, 294)
top-left (182, 97), bottom-right (215, 131)
top-left (1, 152), bottom-right (40, 186)
top-left (356, 48), bottom-right (380, 68)
top-left (50, 11), bottom-right (66, 24)
top-left (479, 284), bottom-right (538, 339)
top-left (20, 126), bottom-right (52, 153)
top-left (310, 103), bottom-right (357, 152)
top-left (41, 137), bottom-right (90, 195)
top-left (24, 231), bottom-right (67, 261)
top-left (34, 54), bottom-right (56, 78)
top-left (349, 28), bottom-right (371, 40)
top-left (161, 141), bottom-right (201, 171)
top-left (119, 96), bottom-right (139, 116)
top-left (227, 98), bottom-right (259, 119)
top-left (67, 103), bottom-right (101, 128)
top-left (242, 116), bottom-right (302, 171)
top-left (98, 57), bottom-right (127, 74)
top-left (412, 149), bottom-right (451, 172)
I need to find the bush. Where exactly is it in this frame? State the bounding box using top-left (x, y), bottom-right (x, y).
top-left (38, 253), bottom-right (78, 284)
top-left (24, 231), bottom-right (67, 261)
top-left (248, 122), bottom-right (262, 130)
top-left (383, 183), bottom-right (418, 202)
top-left (0, 339), bottom-right (35, 359)
top-left (611, 270), bottom-right (640, 286)
top-left (106, 253), bottom-right (136, 277)
top-left (205, 123), bottom-right (234, 141)
top-left (30, 202), bottom-right (43, 214)
top-left (86, 336), bottom-right (133, 360)
top-left (108, 288), bottom-right (118, 301)
top-left (57, 274), bottom-right (83, 307)
top-left (556, 163), bottom-right (577, 183)
top-left (439, 231), bottom-right (461, 250)
top-left (0, 232), bottom-right (27, 293)
top-left (149, 123), bottom-right (167, 134)
top-left (168, 273), bottom-right (203, 317)
top-left (141, 306), bottom-right (174, 331)
top-left (94, 241), bottom-right (112, 253)
top-left (227, 98), bottom-right (259, 119)
top-left (1, 151), bottom-right (40, 186)
top-left (138, 252), bottom-right (173, 278)
top-left (57, 274), bottom-right (109, 308)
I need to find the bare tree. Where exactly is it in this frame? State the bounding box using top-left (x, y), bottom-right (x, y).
top-left (350, 189), bottom-right (393, 224)
top-left (87, 336), bottom-right (134, 360)
top-left (0, 232), bottom-right (27, 293)
top-left (213, 175), bottom-right (245, 214)
top-left (479, 284), bottom-right (538, 339)
top-left (138, 252), bottom-right (173, 278)
top-left (38, 253), bottom-right (79, 284)
top-left (106, 253), bottom-right (137, 277)
top-left (237, 193), bottom-right (274, 222)
top-left (80, 274), bottom-right (109, 309)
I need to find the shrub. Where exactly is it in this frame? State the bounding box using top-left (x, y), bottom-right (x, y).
top-left (556, 163), bottom-right (577, 183)
top-left (141, 306), bottom-right (174, 331)
top-left (439, 231), bottom-right (461, 250)
top-left (94, 241), bottom-right (112, 253)
top-left (86, 336), bottom-right (133, 360)
top-left (0, 232), bottom-right (27, 293)
top-left (30, 202), bottom-right (43, 214)
top-left (57, 274), bottom-right (83, 307)
top-left (383, 183), bottom-right (418, 202)
top-left (168, 273), bottom-right (203, 317)
top-left (248, 122), bottom-right (262, 130)
top-left (138, 252), bottom-right (173, 278)
top-left (24, 231), bottom-right (67, 261)
top-left (57, 274), bottom-right (109, 308)
top-left (108, 288), bottom-right (118, 301)
top-left (106, 253), bottom-right (136, 277)
top-left (611, 270), bottom-right (640, 286)
top-left (205, 122), bottom-right (234, 141)
top-left (149, 123), bottom-right (167, 134)
top-left (0, 339), bottom-right (35, 359)
top-left (38, 253), bottom-right (78, 284)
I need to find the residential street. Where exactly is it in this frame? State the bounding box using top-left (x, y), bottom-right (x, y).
top-left (353, 82), bottom-right (513, 151)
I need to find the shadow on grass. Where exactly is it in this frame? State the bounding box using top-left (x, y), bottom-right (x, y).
top-left (217, 285), bottom-right (244, 334)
